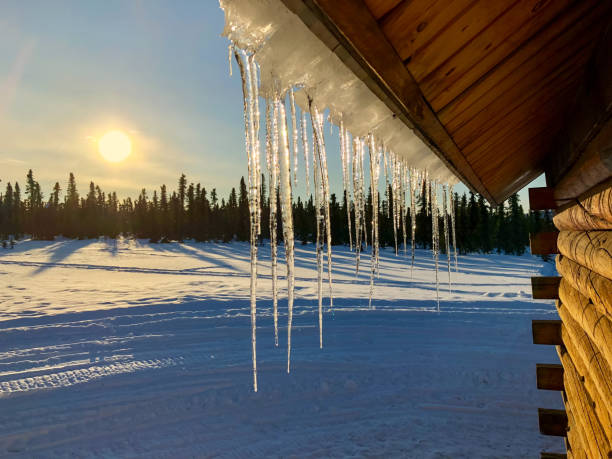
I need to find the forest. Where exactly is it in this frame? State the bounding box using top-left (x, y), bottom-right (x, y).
top-left (0, 170), bottom-right (553, 255)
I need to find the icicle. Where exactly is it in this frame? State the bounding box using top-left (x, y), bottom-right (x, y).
top-left (266, 101), bottom-right (279, 347)
top-left (425, 170), bottom-right (431, 216)
top-left (289, 88), bottom-right (299, 186)
top-left (443, 184), bottom-right (451, 295)
top-left (383, 150), bottom-right (390, 218)
top-left (235, 50), bottom-right (260, 392)
top-left (312, 115), bottom-right (324, 349)
top-left (368, 135), bottom-right (381, 309)
top-left (391, 153), bottom-right (400, 256)
top-left (409, 167), bottom-right (417, 278)
top-left (352, 137), bottom-right (363, 275)
top-left (309, 101), bottom-right (333, 310)
top-left (359, 139), bottom-right (367, 250)
top-left (300, 111), bottom-right (311, 197)
top-left (228, 44), bottom-right (233, 77)
top-left (249, 56), bottom-right (262, 237)
top-left (340, 120), bottom-right (353, 251)
top-left (400, 163), bottom-right (408, 257)
top-left (277, 94), bottom-right (296, 373)
top-left (431, 180), bottom-right (440, 312)
top-left (450, 188), bottom-right (458, 272)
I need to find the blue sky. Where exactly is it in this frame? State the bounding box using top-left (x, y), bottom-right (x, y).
top-left (0, 0), bottom-right (543, 207)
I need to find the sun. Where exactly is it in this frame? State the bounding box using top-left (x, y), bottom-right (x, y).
top-left (98, 130), bottom-right (132, 163)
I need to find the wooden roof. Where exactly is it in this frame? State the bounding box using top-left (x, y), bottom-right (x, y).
top-left (282, 0), bottom-right (612, 204)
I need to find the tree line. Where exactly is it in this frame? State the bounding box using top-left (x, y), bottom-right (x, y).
top-left (0, 170), bottom-right (552, 255)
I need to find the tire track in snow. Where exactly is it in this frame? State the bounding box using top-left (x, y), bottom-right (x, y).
top-left (0, 357), bottom-right (179, 393)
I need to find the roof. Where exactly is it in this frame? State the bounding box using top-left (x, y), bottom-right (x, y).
top-left (282, 0), bottom-right (612, 204)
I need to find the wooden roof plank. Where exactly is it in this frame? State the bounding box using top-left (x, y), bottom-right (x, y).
top-left (463, 79), bottom-right (578, 161)
top-left (473, 117), bottom-right (567, 175)
top-left (450, 30), bottom-right (598, 149)
top-left (363, 0), bottom-right (403, 21)
top-left (438, 0), bottom-right (603, 133)
top-left (463, 62), bottom-right (586, 162)
top-left (403, 1), bottom-right (518, 83)
top-left (421, 0), bottom-right (575, 112)
top-left (379, 0), bottom-right (473, 65)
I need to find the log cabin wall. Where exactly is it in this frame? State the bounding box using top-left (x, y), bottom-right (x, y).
top-left (529, 18), bottom-right (612, 458)
top-left (532, 181), bottom-right (612, 457)
top-left (554, 192), bottom-right (612, 458)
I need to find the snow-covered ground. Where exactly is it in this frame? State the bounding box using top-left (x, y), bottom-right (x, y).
top-left (0, 239), bottom-right (564, 458)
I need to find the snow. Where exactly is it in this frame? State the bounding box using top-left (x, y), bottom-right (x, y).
top-left (0, 239), bottom-right (564, 457)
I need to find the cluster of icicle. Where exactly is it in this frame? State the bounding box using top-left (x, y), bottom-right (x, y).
top-left (232, 49), bottom-right (459, 392)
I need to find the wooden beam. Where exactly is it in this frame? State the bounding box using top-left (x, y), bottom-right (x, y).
top-left (537, 363), bottom-right (564, 391)
top-left (546, 22), bottom-right (612, 197)
top-left (280, 0), bottom-right (496, 204)
top-left (538, 408), bottom-right (568, 437)
top-left (530, 232), bottom-right (559, 255)
top-left (531, 276), bottom-right (561, 299)
top-left (533, 320), bottom-right (562, 345)
top-left (540, 453), bottom-right (567, 459)
top-left (529, 187), bottom-right (557, 210)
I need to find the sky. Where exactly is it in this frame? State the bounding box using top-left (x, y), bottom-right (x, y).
top-left (0, 0), bottom-right (543, 207)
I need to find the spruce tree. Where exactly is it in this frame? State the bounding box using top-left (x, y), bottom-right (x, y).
top-left (237, 177), bottom-right (249, 241)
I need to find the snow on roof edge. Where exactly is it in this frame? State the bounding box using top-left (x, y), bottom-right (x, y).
top-left (219, 0), bottom-right (459, 186)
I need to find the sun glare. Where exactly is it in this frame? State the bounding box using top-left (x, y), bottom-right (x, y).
top-left (98, 130), bottom-right (132, 163)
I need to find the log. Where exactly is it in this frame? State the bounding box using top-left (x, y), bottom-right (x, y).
top-left (558, 278), bottom-right (612, 372)
top-left (541, 453), bottom-right (567, 459)
top-left (557, 231), bottom-right (612, 280)
top-left (537, 363), bottom-right (564, 391)
top-left (539, 408), bottom-right (568, 437)
top-left (532, 277), bottom-right (561, 299)
top-left (558, 345), bottom-right (612, 457)
top-left (556, 302), bottom-right (612, 420)
top-left (554, 179), bottom-right (612, 230)
top-left (564, 397), bottom-right (588, 459)
top-left (557, 342), bottom-right (612, 443)
top-left (556, 255), bottom-right (612, 319)
top-left (530, 231), bottom-right (560, 255)
top-left (533, 320), bottom-right (562, 345)
top-left (530, 187), bottom-right (557, 210)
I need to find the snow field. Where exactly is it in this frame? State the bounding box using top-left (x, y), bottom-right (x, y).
top-left (0, 239), bottom-right (563, 457)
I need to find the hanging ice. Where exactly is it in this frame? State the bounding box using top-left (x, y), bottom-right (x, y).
top-left (391, 153), bottom-right (401, 256)
top-left (443, 184), bottom-right (451, 295)
top-left (430, 180), bottom-right (440, 312)
top-left (450, 189), bottom-right (458, 272)
top-left (409, 168), bottom-right (418, 277)
top-left (309, 102), bottom-right (333, 310)
top-left (221, 0), bottom-right (465, 389)
top-left (352, 137), bottom-right (367, 275)
top-left (400, 163), bottom-right (408, 257)
top-left (339, 120), bottom-right (353, 251)
top-left (300, 112), bottom-right (311, 197)
top-left (228, 43), bottom-right (233, 76)
top-left (311, 111), bottom-right (325, 348)
top-left (266, 100), bottom-right (280, 347)
top-left (277, 95), bottom-right (296, 373)
top-left (235, 50), bottom-right (261, 392)
top-left (290, 89), bottom-right (299, 186)
top-left (368, 135), bottom-right (381, 309)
